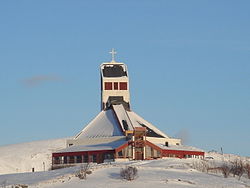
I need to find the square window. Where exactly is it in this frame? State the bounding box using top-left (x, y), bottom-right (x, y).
top-left (119, 82), bottom-right (127, 90)
top-left (76, 156), bottom-right (82, 163)
top-left (105, 82), bottom-right (112, 90)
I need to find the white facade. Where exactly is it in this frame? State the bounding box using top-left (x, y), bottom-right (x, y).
top-left (100, 61), bottom-right (130, 110)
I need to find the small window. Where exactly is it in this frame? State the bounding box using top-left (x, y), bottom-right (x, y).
top-left (64, 156), bottom-right (67, 164)
top-left (105, 82), bottom-right (112, 90)
top-left (122, 120), bottom-right (128, 130)
top-left (76, 156), bottom-right (82, 163)
top-left (104, 153), bottom-right (114, 160)
top-left (114, 82), bottom-right (118, 90)
top-left (84, 155), bottom-right (88, 163)
top-left (54, 157), bottom-right (60, 164)
top-left (118, 151), bottom-right (123, 157)
top-left (119, 82), bottom-right (127, 90)
top-left (89, 155), bottom-right (93, 162)
top-left (93, 154), bottom-right (97, 163)
top-left (69, 156), bottom-right (74, 163)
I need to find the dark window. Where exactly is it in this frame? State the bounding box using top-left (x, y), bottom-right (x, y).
top-left (185, 155), bottom-right (192, 158)
top-left (54, 157), bottom-right (59, 161)
top-left (64, 156), bottom-right (67, 164)
top-left (104, 153), bottom-right (114, 160)
top-left (69, 156), bottom-right (74, 164)
top-left (114, 82), bottom-right (118, 90)
top-left (93, 154), bottom-right (97, 163)
top-left (54, 157), bottom-right (60, 164)
top-left (118, 151), bottom-right (123, 157)
top-left (84, 155), bottom-right (88, 163)
top-left (76, 156), bottom-right (82, 163)
top-left (122, 120), bottom-right (129, 130)
top-left (105, 82), bottom-right (112, 90)
top-left (102, 65), bottom-right (127, 77)
top-left (120, 82), bottom-right (127, 90)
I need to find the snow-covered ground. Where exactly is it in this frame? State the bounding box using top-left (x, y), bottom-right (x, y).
top-left (0, 138), bottom-right (67, 175)
top-left (0, 139), bottom-right (250, 188)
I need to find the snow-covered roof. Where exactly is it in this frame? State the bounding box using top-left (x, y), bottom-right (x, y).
top-left (157, 144), bottom-right (204, 152)
top-left (127, 111), bottom-right (169, 138)
top-left (75, 109), bottom-right (124, 139)
top-left (55, 139), bottom-right (127, 153)
top-left (112, 104), bottom-right (133, 131)
top-left (75, 104), bottom-right (170, 140)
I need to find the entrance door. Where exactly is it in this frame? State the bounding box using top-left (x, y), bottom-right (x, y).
top-left (135, 148), bottom-right (143, 160)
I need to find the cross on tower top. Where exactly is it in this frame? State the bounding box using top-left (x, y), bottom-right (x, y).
top-left (109, 48), bottom-right (117, 62)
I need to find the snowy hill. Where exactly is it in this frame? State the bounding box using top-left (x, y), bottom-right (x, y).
top-left (0, 139), bottom-right (250, 188)
top-left (0, 138), bottom-right (67, 175)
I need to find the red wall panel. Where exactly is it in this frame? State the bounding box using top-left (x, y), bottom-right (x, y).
top-left (105, 82), bottom-right (112, 90)
top-left (119, 82), bottom-right (127, 90)
top-left (114, 82), bottom-right (118, 90)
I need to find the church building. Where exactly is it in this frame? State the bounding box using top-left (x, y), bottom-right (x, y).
top-left (52, 49), bottom-right (204, 168)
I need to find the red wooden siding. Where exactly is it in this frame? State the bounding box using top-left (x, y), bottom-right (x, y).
top-left (52, 150), bottom-right (114, 158)
top-left (162, 149), bottom-right (204, 158)
top-left (115, 142), bottom-right (129, 153)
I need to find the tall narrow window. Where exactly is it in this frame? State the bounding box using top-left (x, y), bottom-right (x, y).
top-left (64, 156), bottom-right (67, 164)
top-left (93, 154), bottom-right (97, 163)
top-left (104, 82), bottom-right (112, 90)
top-left (119, 82), bottom-right (127, 90)
top-left (84, 155), bottom-right (88, 163)
top-left (76, 156), bottom-right (82, 163)
top-left (114, 82), bottom-right (118, 90)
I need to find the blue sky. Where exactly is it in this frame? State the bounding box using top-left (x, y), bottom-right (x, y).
top-left (0, 1), bottom-right (249, 156)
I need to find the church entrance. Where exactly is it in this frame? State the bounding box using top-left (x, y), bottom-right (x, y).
top-left (133, 127), bottom-right (146, 160)
top-left (135, 148), bottom-right (143, 160)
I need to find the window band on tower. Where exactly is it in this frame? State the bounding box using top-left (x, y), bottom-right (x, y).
top-left (104, 82), bottom-right (128, 90)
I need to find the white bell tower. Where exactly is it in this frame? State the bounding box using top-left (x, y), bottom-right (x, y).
top-left (100, 49), bottom-right (130, 110)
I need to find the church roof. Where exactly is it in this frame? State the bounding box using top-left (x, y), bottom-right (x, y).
top-left (157, 144), bottom-right (204, 152)
top-left (75, 104), bottom-right (169, 139)
top-left (127, 111), bottom-right (169, 138)
top-left (112, 104), bottom-right (133, 131)
top-left (75, 109), bottom-right (124, 139)
top-left (55, 139), bottom-right (127, 153)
